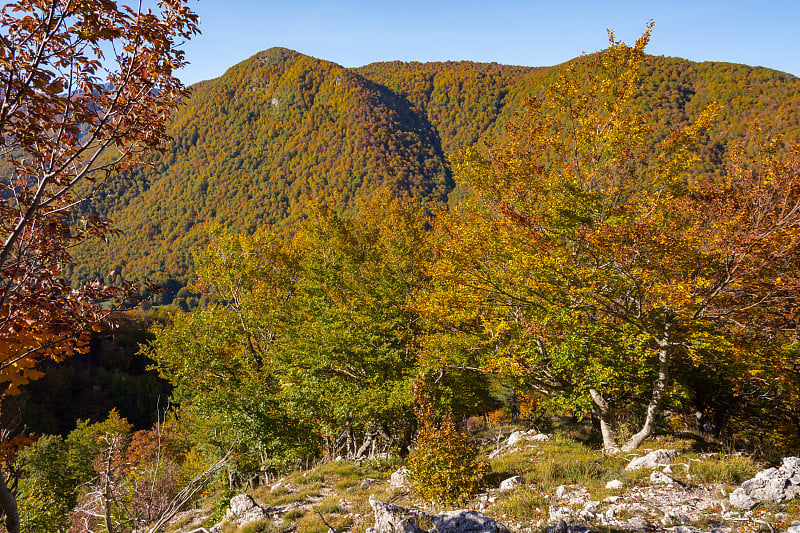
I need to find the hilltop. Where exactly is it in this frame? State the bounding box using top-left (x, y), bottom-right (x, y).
top-left (69, 48), bottom-right (800, 295)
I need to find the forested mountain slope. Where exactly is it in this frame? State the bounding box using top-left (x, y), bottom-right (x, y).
top-left (70, 48), bottom-right (453, 285)
top-left (69, 49), bottom-right (800, 289)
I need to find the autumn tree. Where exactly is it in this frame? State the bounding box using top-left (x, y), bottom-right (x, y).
top-left (421, 24), bottom-right (800, 452)
top-left (0, 0), bottom-right (198, 529)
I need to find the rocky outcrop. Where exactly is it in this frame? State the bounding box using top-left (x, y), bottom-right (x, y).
top-left (369, 499), bottom-right (430, 533)
top-left (369, 500), bottom-right (510, 533)
top-left (432, 510), bottom-right (510, 533)
top-left (625, 449), bottom-right (680, 471)
top-left (226, 494), bottom-right (271, 525)
top-left (729, 456), bottom-right (800, 510)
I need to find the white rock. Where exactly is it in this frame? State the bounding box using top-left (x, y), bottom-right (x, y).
top-left (650, 470), bottom-right (675, 485)
top-left (584, 501), bottom-right (600, 513)
top-left (603, 496), bottom-right (621, 503)
top-left (625, 449), bottom-right (680, 471)
top-left (548, 505), bottom-right (575, 521)
top-left (432, 510), bottom-right (511, 533)
top-left (499, 475), bottom-right (525, 491)
top-left (389, 467), bottom-right (410, 489)
top-left (228, 494), bottom-right (270, 525)
top-left (606, 479), bottom-right (624, 490)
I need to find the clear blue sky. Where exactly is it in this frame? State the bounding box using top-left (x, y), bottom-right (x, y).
top-left (176, 0), bottom-right (800, 85)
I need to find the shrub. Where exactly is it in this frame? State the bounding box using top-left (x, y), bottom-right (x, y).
top-left (409, 410), bottom-right (486, 504)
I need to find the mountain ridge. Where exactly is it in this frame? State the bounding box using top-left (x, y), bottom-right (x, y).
top-left (69, 47), bottom-right (800, 295)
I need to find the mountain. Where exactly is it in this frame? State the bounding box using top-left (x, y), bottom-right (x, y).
top-left (70, 48), bottom-right (454, 287)
top-left (68, 48), bottom-right (800, 293)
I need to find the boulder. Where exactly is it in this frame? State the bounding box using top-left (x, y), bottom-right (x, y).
top-left (605, 479), bottom-right (624, 490)
top-left (227, 494), bottom-right (270, 524)
top-left (729, 456), bottom-right (800, 510)
top-left (369, 501), bottom-right (510, 533)
top-left (361, 477), bottom-right (381, 490)
top-left (649, 471), bottom-right (675, 485)
top-left (499, 475), bottom-right (524, 491)
top-left (370, 499), bottom-right (429, 533)
top-left (432, 510), bottom-right (510, 533)
top-left (390, 467), bottom-right (411, 489)
top-left (625, 449), bottom-right (680, 471)
top-left (548, 505), bottom-right (575, 521)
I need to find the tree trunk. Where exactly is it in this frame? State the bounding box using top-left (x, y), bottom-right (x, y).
top-left (589, 387), bottom-right (620, 453)
top-left (354, 432), bottom-right (373, 459)
top-left (0, 469), bottom-right (19, 533)
top-left (622, 336), bottom-right (671, 451)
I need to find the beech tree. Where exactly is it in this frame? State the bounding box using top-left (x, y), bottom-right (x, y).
top-left (421, 25), bottom-right (800, 452)
top-left (0, 0), bottom-right (198, 530)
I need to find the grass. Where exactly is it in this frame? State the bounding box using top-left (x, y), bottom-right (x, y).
top-left (688, 454), bottom-right (761, 485)
top-left (208, 425), bottom-right (788, 533)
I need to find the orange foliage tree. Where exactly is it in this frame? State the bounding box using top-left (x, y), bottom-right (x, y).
top-left (0, 0), bottom-right (198, 530)
top-left (420, 25), bottom-right (800, 452)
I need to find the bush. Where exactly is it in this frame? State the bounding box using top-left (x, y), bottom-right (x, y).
top-left (409, 411), bottom-right (486, 504)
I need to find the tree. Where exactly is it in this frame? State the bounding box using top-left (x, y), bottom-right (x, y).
top-left (0, 0), bottom-right (198, 529)
top-left (421, 24), bottom-right (800, 452)
top-left (147, 194), bottom-right (432, 471)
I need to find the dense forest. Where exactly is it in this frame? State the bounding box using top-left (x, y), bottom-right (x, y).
top-left (69, 46), bottom-right (800, 295)
top-left (5, 23), bottom-right (800, 533)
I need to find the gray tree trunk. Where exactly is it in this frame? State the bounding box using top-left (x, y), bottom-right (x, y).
top-left (589, 387), bottom-right (620, 453)
top-left (0, 470), bottom-right (19, 533)
top-left (622, 334), bottom-right (672, 452)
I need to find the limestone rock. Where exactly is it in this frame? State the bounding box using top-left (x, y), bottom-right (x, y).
top-left (489, 430), bottom-right (550, 458)
top-left (546, 521), bottom-right (592, 533)
top-left (649, 470), bottom-right (675, 485)
top-left (625, 449), bottom-right (680, 471)
top-left (548, 505), bottom-right (575, 521)
top-left (228, 494), bottom-right (270, 524)
top-left (499, 475), bottom-right (524, 491)
top-left (554, 484), bottom-right (590, 504)
top-left (432, 509), bottom-right (511, 533)
top-left (361, 477), bottom-right (380, 490)
top-left (369, 499), bottom-right (429, 533)
top-left (605, 479), bottom-right (624, 490)
top-left (626, 516), bottom-right (654, 532)
top-left (390, 467), bottom-right (411, 489)
top-left (729, 456), bottom-right (800, 510)
top-left (369, 501), bottom-right (510, 533)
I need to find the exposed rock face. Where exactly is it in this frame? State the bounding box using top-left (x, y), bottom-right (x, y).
top-left (370, 499), bottom-right (429, 533)
top-left (625, 449), bottom-right (680, 471)
top-left (729, 456), bottom-right (800, 510)
top-left (227, 494), bottom-right (270, 524)
top-left (432, 510), bottom-right (510, 533)
top-left (369, 501), bottom-right (510, 533)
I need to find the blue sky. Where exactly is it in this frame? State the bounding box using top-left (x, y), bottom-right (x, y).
top-left (176, 1), bottom-right (800, 85)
